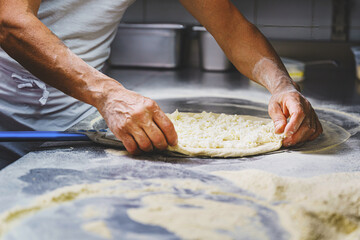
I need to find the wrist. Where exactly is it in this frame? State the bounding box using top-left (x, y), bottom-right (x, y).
top-left (252, 57), bottom-right (299, 95)
top-left (87, 77), bottom-right (126, 109)
top-left (270, 76), bottom-right (298, 95)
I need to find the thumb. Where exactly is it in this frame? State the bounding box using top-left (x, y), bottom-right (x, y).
top-left (268, 102), bottom-right (287, 134)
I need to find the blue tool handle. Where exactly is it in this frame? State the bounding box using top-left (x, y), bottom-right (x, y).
top-left (0, 131), bottom-right (90, 142)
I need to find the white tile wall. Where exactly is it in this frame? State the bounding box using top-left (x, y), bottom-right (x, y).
top-left (256, 0), bottom-right (313, 27)
top-left (231, 1), bottom-right (256, 23)
top-left (145, 0), bottom-right (197, 24)
top-left (349, 0), bottom-right (360, 41)
top-left (258, 26), bottom-right (311, 40)
top-left (312, 0), bottom-right (333, 26)
top-left (350, 0), bottom-right (360, 27)
top-left (121, 0), bottom-right (360, 41)
top-left (311, 27), bottom-right (332, 40)
top-left (350, 28), bottom-right (360, 41)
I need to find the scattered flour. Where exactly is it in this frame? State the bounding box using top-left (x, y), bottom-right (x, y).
top-left (82, 220), bottom-right (112, 239)
top-left (81, 205), bottom-right (107, 219)
top-left (127, 194), bottom-right (259, 240)
top-left (0, 180), bottom-right (124, 238)
top-left (2, 170), bottom-right (360, 240)
top-left (212, 170), bottom-right (360, 240)
top-left (105, 149), bottom-right (128, 156)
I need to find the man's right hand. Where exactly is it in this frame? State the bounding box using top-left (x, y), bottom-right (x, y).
top-left (97, 85), bottom-right (178, 155)
top-left (1, 0), bottom-right (178, 156)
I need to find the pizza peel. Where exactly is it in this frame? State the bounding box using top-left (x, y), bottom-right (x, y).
top-left (0, 130), bottom-right (189, 157)
top-left (0, 130), bottom-right (124, 148)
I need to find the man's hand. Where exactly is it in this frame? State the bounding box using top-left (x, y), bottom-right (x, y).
top-left (1, 0), bottom-right (178, 155)
top-left (97, 85), bottom-right (178, 155)
top-left (268, 89), bottom-right (323, 147)
top-left (179, 0), bottom-right (323, 146)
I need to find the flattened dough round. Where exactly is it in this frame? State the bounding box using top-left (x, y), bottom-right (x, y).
top-left (166, 110), bottom-right (283, 157)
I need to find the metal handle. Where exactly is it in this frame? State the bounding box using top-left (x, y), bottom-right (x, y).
top-left (0, 131), bottom-right (90, 142)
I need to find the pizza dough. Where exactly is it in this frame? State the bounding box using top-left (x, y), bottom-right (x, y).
top-left (166, 110), bottom-right (283, 157)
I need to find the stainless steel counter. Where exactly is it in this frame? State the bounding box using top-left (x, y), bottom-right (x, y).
top-left (0, 66), bottom-right (359, 239)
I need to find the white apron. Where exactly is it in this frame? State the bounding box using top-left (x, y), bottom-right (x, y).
top-left (0, 0), bottom-right (135, 168)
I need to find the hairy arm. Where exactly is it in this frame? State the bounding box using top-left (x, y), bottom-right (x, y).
top-left (0, 0), bottom-right (177, 154)
top-left (180, 0), bottom-right (322, 146)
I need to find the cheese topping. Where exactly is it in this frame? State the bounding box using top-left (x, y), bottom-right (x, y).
top-left (166, 110), bottom-right (283, 157)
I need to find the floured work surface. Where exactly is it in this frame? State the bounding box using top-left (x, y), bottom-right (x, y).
top-left (2, 167), bottom-right (360, 240)
top-left (2, 97), bottom-right (357, 239)
top-left (166, 110), bottom-right (283, 157)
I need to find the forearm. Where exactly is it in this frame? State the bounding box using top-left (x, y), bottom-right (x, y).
top-left (181, 0), bottom-right (297, 94)
top-left (222, 19), bottom-right (297, 94)
top-left (0, 11), bottom-right (122, 108)
top-left (180, 0), bottom-right (322, 145)
top-left (0, 0), bottom-right (178, 154)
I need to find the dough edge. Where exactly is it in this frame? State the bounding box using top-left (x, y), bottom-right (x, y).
top-left (166, 111), bottom-right (283, 158)
top-left (168, 141), bottom-right (282, 158)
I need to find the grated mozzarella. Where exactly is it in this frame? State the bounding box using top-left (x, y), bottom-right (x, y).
top-left (166, 110), bottom-right (284, 157)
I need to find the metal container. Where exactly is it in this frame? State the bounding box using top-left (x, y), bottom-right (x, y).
top-left (109, 24), bottom-right (186, 68)
top-left (193, 26), bottom-right (232, 71)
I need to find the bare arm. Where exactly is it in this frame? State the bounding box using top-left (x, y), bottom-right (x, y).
top-left (0, 0), bottom-right (177, 154)
top-left (180, 0), bottom-right (322, 146)
top-left (0, 0), bottom-right (109, 104)
top-left (179, 0), bottom-right (291, 91)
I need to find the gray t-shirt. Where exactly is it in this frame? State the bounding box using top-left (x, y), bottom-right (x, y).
top-left (0, 0), bottom-right (135, 73)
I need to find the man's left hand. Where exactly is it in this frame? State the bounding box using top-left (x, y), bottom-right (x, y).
top-left (268, 89), bottom-right (323, 147)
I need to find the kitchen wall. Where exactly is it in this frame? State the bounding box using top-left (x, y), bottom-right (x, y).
top-left (122, 0), bottom-right (360, 42)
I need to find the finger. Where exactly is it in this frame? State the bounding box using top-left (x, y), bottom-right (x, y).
top-left (306, 109), bottom-right (318, 140)
top-left (153, 110), bottom-right (178, 146)
top-left (304, 109), bottom-right (321, 141)
top-left (118, 133), bottom-right (141, 155)
top-left (130, 127), bottom-right (153, 152)
top-left (283, 102), bottom-right (306, 137)
top-left (283, 118), bottom-right (313, 147)
top-left (308, 121), bottom-right (321, 141)
top-left (308, 115), bottom-right (323, 141)
top-left (142, 121), bottom-right (168, 150)
top-left (268, 102), bottom-right (287, 134)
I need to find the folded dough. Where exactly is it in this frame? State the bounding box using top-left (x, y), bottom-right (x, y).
top-left (166, 110), bottom-right (283, 157)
